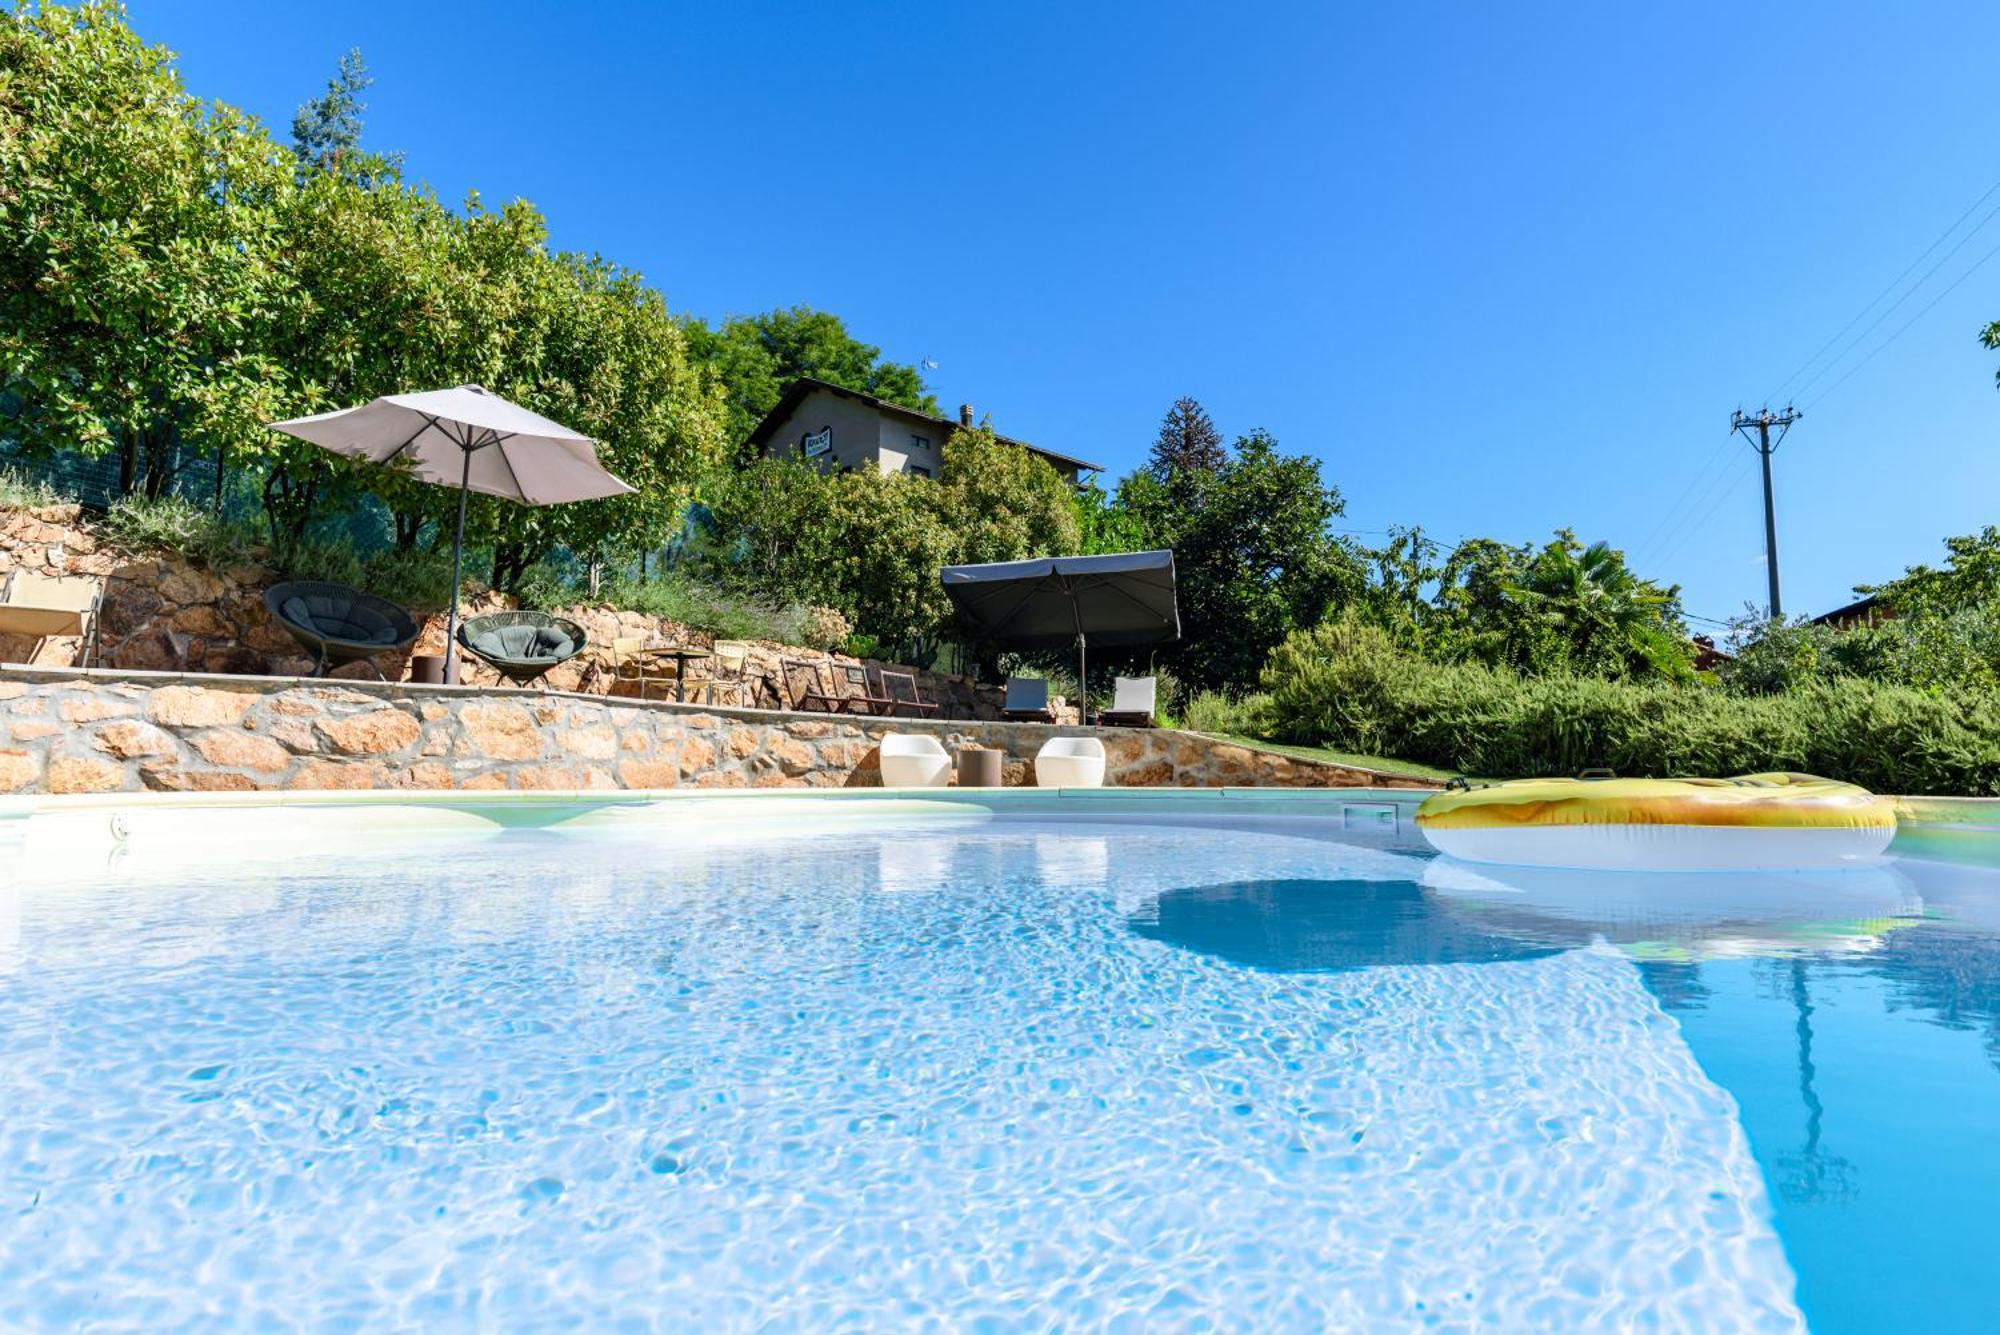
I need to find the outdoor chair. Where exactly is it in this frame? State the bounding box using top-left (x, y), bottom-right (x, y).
top-left (879, 668), bottom-right (941, 719)
top-left (705, 640), bottom-right (753, 707)
top-left (611, 636), bottom-right (682, 700)
top-left (838, 663), bottom-right (895, 715)
top-left (1035, 735), bottom-right (1107, 788)
top-left (878, 733), bottom-right (952, 788)
top-left (456, 611), bottom-right (587, 687)
top-left (0, 570), bottom-right (103, 667)
top-left (1100, 676), bottom-right (1159, 728)
top-left (265, 580), bottom-right (419, 679)
top-left (1001, 675), bottom-right (1056, 723)
top-left (780, 657), bottom-right (846, 713)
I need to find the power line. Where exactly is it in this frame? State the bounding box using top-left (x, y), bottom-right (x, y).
top-left (1766, 177), bottom-right (2000, 405)
top-left (1787, 195), bottom-right (2000, 404)
top-left (1643, 446), bottom-right (1752, 573)
top-left (1804, 231), bottom-right (2000, 411)
top-left (1628, 435), bottom-right (1735, 569)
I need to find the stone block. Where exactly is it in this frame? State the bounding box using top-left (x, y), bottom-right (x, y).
top-left (59, 696), bottom-right (137, 724)
top-left (616, 759), bottom-right (680, 788)
top-left (46, 755), bottom-right (125, 794)
top-left (148, 685), bottom-right (253, 728)
top-left (140, 766), bottom-right (261, 792)
top-left (10, 721), bottom-right (58, 742)
top-left (317, 709), bottom-right (421, 756)
top-left (555, 726), bottom-right (617, 761)
top-left (459, 701), bottom-right (542, 760)
top-left (94, 719), bottom-right (179, 760)
top-left (287, 760), bottom-right (384, 790)
top-left (0, 750), bottom-right (38, 792)
top-left (190, 729), bottom-right (290, 773)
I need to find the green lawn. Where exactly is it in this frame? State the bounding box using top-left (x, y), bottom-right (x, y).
top-left (1195, 733), bottom-right (1461, 783)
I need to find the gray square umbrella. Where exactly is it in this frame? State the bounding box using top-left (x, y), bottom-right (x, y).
top-left (940, 550), bottom-right (1179, 713)
top-left (270, 385), bottom-right (633, 680)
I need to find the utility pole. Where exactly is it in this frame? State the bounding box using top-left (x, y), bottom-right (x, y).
top-left (1731, 405), bottom-right (1801, 618)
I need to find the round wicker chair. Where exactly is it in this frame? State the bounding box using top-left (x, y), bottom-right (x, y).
top-left (264, 581), bottom-right (420, 679)
top-left (455, 610), bottom-right (588, 687)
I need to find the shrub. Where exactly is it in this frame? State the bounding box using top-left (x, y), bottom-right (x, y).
top-left (588, 572), bottom-right (809, 644)
top-left (798, 605), bottom-right (853, 652)
top-left (0, 467), bottom-right (63, 510)
top-left (99, 494), bottom-right (249, 568)
top-left (1259, 620), bottom-right (2000, 795)
top-left (1177, 689), bottom-right (1271, 736)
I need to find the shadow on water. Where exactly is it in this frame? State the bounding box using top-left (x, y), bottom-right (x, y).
top-left (1128, 879), bottom-right (1563, 973)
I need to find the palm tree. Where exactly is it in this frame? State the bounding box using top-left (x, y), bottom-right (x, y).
top-left (1501, 533), bottom-right (1676, 674)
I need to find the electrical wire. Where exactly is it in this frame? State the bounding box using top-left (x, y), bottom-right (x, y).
top-left (1803, 231), bottom-right (2000, 411)
top-left (1787, 194), bottom-right (2000, 404)
top-left (1765, 177), bottom-right (2000, 405)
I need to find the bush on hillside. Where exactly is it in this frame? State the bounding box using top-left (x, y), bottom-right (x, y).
top-left (1260, 617), bottom-right (2000, 794)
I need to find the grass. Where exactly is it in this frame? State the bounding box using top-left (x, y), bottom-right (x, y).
top-left (1198, 732), bottom-right (1462, 782)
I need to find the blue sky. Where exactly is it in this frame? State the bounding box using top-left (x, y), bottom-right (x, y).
top-left (131, 0), bottom-right (2000, 625)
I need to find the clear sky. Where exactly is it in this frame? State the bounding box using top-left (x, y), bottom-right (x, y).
top-left (127, 0), bottom-right (2000, 625)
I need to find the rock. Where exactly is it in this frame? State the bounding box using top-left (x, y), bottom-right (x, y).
top-left (189, 729), bottom-right (291, 773)
top-left (9, 721), bottom-right (58, 742)
top-left (458, 701), bottom-right (542, 760)
top-left (769, 737), bottom-right (815, 776)
top-left (148, 685), bottom-right (253, 728)
top-left (616, 759), bottom-right (680, 788)
top-left (619, 730), bottom-right (650, 753)
top-left (677, 735), bottom-right (717, 775)
top-left (316, 709), bottom-right (421, 756)
top-left (555, 726), bottom-right (617, 761)
top-left (461, 771), bottom-right (511, 790)
top-left (94, 720), bottom-right (179, 760)
top-left (46, 755), bottom-right (124, 794)
top-left (157, 566), bottom-right (224, 605)
top-left (58, 697), bottom-right (137, 724)
top-left (170, 605), bottom-right (232, 637)
top-left (0, 683), bottom-right (29, 701)
top-left (266, 720), bottom-right (320, 753)
top-left (389, 762), bottom-right (455, 790)
top-left (287, 760), bottom-right (384, 790)
top-left (0, 751), bottom-right (38, 792)
top-left (140, 766), bottom-right (262, 792)
top-left (726, 727), bottom-right (761, 758)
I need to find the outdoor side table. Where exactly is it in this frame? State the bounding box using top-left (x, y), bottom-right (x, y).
top-left (956, 746), bottom-right (1003, 788)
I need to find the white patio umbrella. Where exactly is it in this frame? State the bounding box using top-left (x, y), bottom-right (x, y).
top-left (269, 385), bottom-right (633, 680)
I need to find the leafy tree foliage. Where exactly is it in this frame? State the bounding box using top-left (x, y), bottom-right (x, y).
top-left (0, 0), bottom-right (293, 498)
top-left (1119, 427), bottom-right (1364, 692)
top-left (684, 306), bottom-right (937, 458)
top-left (696, 430), bottom-right (1079, 652)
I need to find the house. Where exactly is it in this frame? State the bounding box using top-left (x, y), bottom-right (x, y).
top-left (1810, 594), bottom-right (1890, 631)
top-left (745, 377), bottom-right (1102, 483)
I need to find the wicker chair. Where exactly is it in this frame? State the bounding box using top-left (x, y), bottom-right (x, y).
top-left (456, 611), bottom-right (588, 686)
top-left (265, 581), bottom-right (420, 679)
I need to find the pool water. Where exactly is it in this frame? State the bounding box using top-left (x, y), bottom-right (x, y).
top-left (1, 811), bottom-right (1996, 1329)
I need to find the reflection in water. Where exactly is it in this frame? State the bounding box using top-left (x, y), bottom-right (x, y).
top-left (1771, 958), bottom-right (1855, 1207)
top-left (1129, 879), bottom-right (1562, 973)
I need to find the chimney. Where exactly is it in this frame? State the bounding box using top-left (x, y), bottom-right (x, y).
top-left (959, 404), bottom-right (974, 427)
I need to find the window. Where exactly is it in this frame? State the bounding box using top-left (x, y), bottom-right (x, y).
top-left (905, 464), bottom-right (932, 478)
top-left (909, 434), bottom-right (931, 452)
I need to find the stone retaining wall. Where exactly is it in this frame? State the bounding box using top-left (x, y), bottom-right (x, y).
top-left (0, 503), bottom-right (1003, 718)
top-left (0, 668), bottom-right (1431, 795)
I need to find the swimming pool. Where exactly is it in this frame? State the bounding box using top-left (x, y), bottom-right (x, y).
top-left (1, 791), bottom-right (1995, 1329)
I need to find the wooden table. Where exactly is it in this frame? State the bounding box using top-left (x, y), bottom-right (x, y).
top-left (640, 644), bottom-right (713, 702)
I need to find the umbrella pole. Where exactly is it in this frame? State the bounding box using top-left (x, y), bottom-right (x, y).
top-left (1076, 634), bottom-right (1087, 727)
top-left (441, 448), bottom-right (472, 684)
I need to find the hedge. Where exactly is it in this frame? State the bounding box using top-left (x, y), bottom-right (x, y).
top-left (1260, 616), bottom-right (2000, 795)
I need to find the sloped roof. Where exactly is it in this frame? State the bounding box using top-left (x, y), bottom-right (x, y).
top-left (745, 377), bottom-right (1104, 474)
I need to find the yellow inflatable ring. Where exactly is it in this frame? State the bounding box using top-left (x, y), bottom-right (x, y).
top-left (1415, 772), bottom-right (1896, 871)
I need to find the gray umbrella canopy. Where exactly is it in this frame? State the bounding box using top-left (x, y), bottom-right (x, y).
top-left (270, 385), bottom-right (632, 679)
top-left (941, 550), bottom-right (1178, 710)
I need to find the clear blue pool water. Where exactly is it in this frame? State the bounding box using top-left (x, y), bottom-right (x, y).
top-left (1, 811), bottom-right (1996, 1329)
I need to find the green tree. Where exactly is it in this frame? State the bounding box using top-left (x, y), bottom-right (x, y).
top-left (1146, 396), bottom-right (1225, 480)
top-left (291, 48), bottom-right (372, 178)
top-left (0, 0), bottom-right (294, 498)
top-left (684, 306), bottom-right (937, 459)
top-left (1121, 428), bottom-right (1365, 692)
top-left (1498, 531), bottom-right (1688, 678)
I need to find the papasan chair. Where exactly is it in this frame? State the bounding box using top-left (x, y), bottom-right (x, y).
top-left (455, 610), bottom-right (588, 687)
top-left (265, 581), bottom-right (420, 679)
